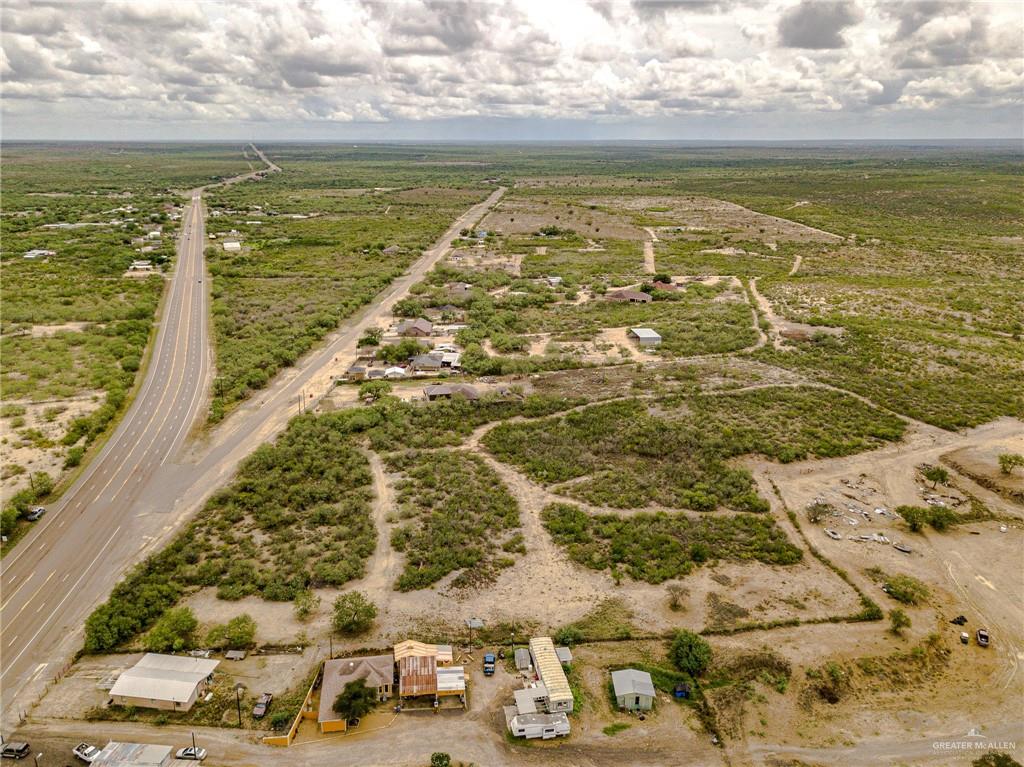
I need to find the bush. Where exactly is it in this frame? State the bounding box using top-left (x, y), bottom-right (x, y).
top-left (206, 614), bottom-right (257, 649)
top-left (896, 504), bottom-right (960, 533)
top-left (269, 711), bottom-right (293, 730)
top-left (430, 754), bottom-right (452, 767)
top-left (332, 591), bottom-right (377, 635)
top-left (668, 630), bottom-right (712, 677)
top-left (358, 380), bottom-right (392, 401)
top-left (554, 626), bottom-right (584, 646)
top-left (885, 574), bottom-right (929, 605)
top-left (144, 607), bottom-right (198, 652)
top-left (998, 453), bottom-right (1024, 475)
top-left (293, 590), bottom-right (321, 622)
top-left (889, 609), bottom-right (911, 636)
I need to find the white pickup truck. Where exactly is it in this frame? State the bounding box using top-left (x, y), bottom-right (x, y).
top-left (73, 743), bottom-right (100, 763)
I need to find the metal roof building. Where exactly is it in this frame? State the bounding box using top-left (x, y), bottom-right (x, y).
top-left (108, 654), bottom-right (219, 712)
top-left (91, 742), bottom-right (174, 767)
top-left (628, 327), bottom-right (662, 347)
top-left (528, 637), bottom-right (573, 713)
top-left (611, 668), bottom-right (657, 711)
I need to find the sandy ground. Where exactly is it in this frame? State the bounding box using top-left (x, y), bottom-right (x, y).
top-left (0, 393), bottom-right (101, 497)
top-left (479, 198), bottom-right (644, 241)
top-left (750, 277), bottom-right (843, 349)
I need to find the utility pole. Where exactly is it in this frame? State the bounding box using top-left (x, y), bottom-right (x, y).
top-left (235, 685), bottom-right (242, 727)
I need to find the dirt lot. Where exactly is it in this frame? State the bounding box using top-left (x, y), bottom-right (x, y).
top-left (0, 392), bottom-right (101, 496)
top-left (479, 197), bottom-right (644, 240)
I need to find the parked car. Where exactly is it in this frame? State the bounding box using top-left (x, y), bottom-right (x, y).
top-left (1, 743), bottom-right (30, 760)
top-left (175, 747), bottom-right (206, 761)
top-left (960, 632), bottom-right (970, 645)
top-left (26, 507), bottom-right (46, 522)
top-left (73, 743), bottom-right (100, 763)
top-left (252, 692), bottom-right (273, 719)
top-left (483, 653), bottom-right (496, 676)
top-left (977, 629), bottom-right (990, 647)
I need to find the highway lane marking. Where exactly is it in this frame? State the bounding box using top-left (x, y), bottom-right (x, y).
top-left (0, 207), bottom-right (196, 578)
top-left (1, 527), bottom-right (121, 685)
top-left (2, 569), bottom-right (55, 620)
top-left (93, 203), bottom-right (201, 504)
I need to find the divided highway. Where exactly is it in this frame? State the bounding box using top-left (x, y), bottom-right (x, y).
top-left (0, 188), bottom-right (212, 721)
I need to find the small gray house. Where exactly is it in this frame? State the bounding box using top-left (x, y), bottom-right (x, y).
top-left (611, 668), bottom-right (656, 711)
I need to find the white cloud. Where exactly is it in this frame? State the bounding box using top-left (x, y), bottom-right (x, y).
top-left (0, 0), bottom-right (1019, 138)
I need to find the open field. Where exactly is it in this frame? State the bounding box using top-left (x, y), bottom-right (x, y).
top-left (16, 143), bottom-right (1023, 767)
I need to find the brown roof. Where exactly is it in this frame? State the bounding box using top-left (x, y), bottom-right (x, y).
top-left (399, 654), bottom-right (437, 697)
top-left (318, 655), bottom-right (394, 724)
top-left (607, 289), bottom-right (652, 303)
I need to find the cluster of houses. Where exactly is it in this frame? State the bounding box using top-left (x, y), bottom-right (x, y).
top-left (505, 637), bottom-right (575, 739)
top-left (319, 640), bottom-right (467, 733)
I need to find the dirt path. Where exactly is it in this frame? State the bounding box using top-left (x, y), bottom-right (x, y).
top-left (748, 277), bottom-right (785, 349)
top-left (350, 450), bottom-right (400, 595)
top-left (731, 200), bottom-right (843, 242)
top-left (788, 253), bottom-right (802, 276)
top-left (642, 227), bottom-right (658, 274)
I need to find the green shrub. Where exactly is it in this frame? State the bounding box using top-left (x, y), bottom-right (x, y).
top-left (144, 607), bottom-right (198, 652)
top-left (206, 614), bottom-right (257, 649)
top-left (332, 592), bottom-right (377, 635)
top-left (669, 630), bottom-right (712, 677)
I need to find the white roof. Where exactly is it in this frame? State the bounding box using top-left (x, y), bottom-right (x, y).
top-left (436, 666), bottom-right (466, 693)
top-left (223, 241), bottom-right (241, 251)
top-left (629, 327), bottom-right (661, 340)
top-left (513, 688), bottom-right (538, 714)
top-left (93, 742), bottom-right (173, 767)
top-left (611, 668), bottom-right (656, 699)
top-left (529, 637), bottom-right (572, 704)
top-left (109, 653), bottom-right (218, 703)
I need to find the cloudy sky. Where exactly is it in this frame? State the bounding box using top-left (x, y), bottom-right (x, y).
top-left (2, 0), bottom-right (1021, 141)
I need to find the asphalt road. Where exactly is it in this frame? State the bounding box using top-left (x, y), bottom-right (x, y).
top-left (0, 176), bottom-right (503, 731)
top-left (0, 187), bottom-right (213, 720)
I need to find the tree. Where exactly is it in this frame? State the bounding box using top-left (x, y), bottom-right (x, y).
top-left (998, 453), bottom-right (1024, 476)
top-left (293, 590), bottom-right (321, 622)
top-left (896, 505), bottom-right (927, 533)
top-left (922, 466), bottom-right (949, 489)
top-left (431, 754), bottom-right (452, 767)
top-left (332, 591), bottom-right (377, 635)
top-left (206, 613), bottom-right (257, 649)
top-left (357, 327), bottom-right (383, 347)
top-left (145, 607), bottom-right (198, 652)
top-left (332, 679), bottom-right (377, 720)
top-left (973, 752), bottom-right (1022, 767)
top-left (378, 338), bottom-right (428, 364)
top-left (359, 381), bottom-right (392, 402)
top-left (889, 609), bottom-right (911, 636)
top-left (668, 629), bottom-right (712, 677)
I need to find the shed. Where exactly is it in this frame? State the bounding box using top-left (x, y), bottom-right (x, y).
top-left (424, 384), bottom-right (479, 401)
top-left (555, 647), bottom-right (573, 665)
top-left (109, 654), bottom-right (218, 712)
top-left (222, 241), bottom-right (242, 252)
top-left (628, 327), bottom-right (662, 347)
top-left (607, 289), bottom-right (652, 304)
top-left (394, 640), bottom-right (452, 665)
top-left (513, 683), bottom-right (548, 715)
top-left (529, 637), bottom-right (573, 713)
top-left (366, 369), bottom-right (386, 380)
top-left (384, 366), bottom-right (407, 379)
top-left (224, 650), bottom-right (246, 661)
top-left (514, 648), bottom-right (532, 672)
top-left (345, 366), bottom-right (367, 381)
top-left (319, 654), bottom-right (395, 732)
top-left (611, 668), bottom-right (656, 711)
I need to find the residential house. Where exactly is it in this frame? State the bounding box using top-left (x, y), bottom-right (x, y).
top-left (410, 354), bottom-right (444, 373)
top-left (611, 668), bottom-right (656, 711)
top-left (108, 653), bottom-right (218, 712)
top-left (423, 384), bottom-right (479, 402)
top-left (528, 637), bottom-right (574, 713)
top-left (607, 289), bottom-right (652, 304)
top-left (396, 318), bottom-right (433, 337)
top-left (318, 655), bottom-right (395, 733)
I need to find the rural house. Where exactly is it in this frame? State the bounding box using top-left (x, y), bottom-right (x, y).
top-left (108, 653), bottom-right (218, 712)
top-left (318, 655), bottom-right (395, 733)
top-left (410, 354), bottom-right (444, 372)
top-left (611, 668), bottom-right (656, 711)
top-left (528, 637), bottom-right (574, 713)
top-left (396, 318), bottom-right (433, 337)
top-left (423, 384), bottom-right (479, 401)
top-left (607, 289), bottom-right (652, 304)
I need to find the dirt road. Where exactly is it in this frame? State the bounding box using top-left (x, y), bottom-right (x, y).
top-left (643, 226), bottom-right (658, 273)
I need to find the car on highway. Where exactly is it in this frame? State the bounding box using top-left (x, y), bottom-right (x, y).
top-left (72, 743), bottom-right (100, 763)
top-left (26, 507), bottom-right (46, 521)
top-left (252, 692), bottom-right (273, 719)
top-left (175, 747), bottom-right (206, 761)
top-left (1, 742), bottom-right (31, 760)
